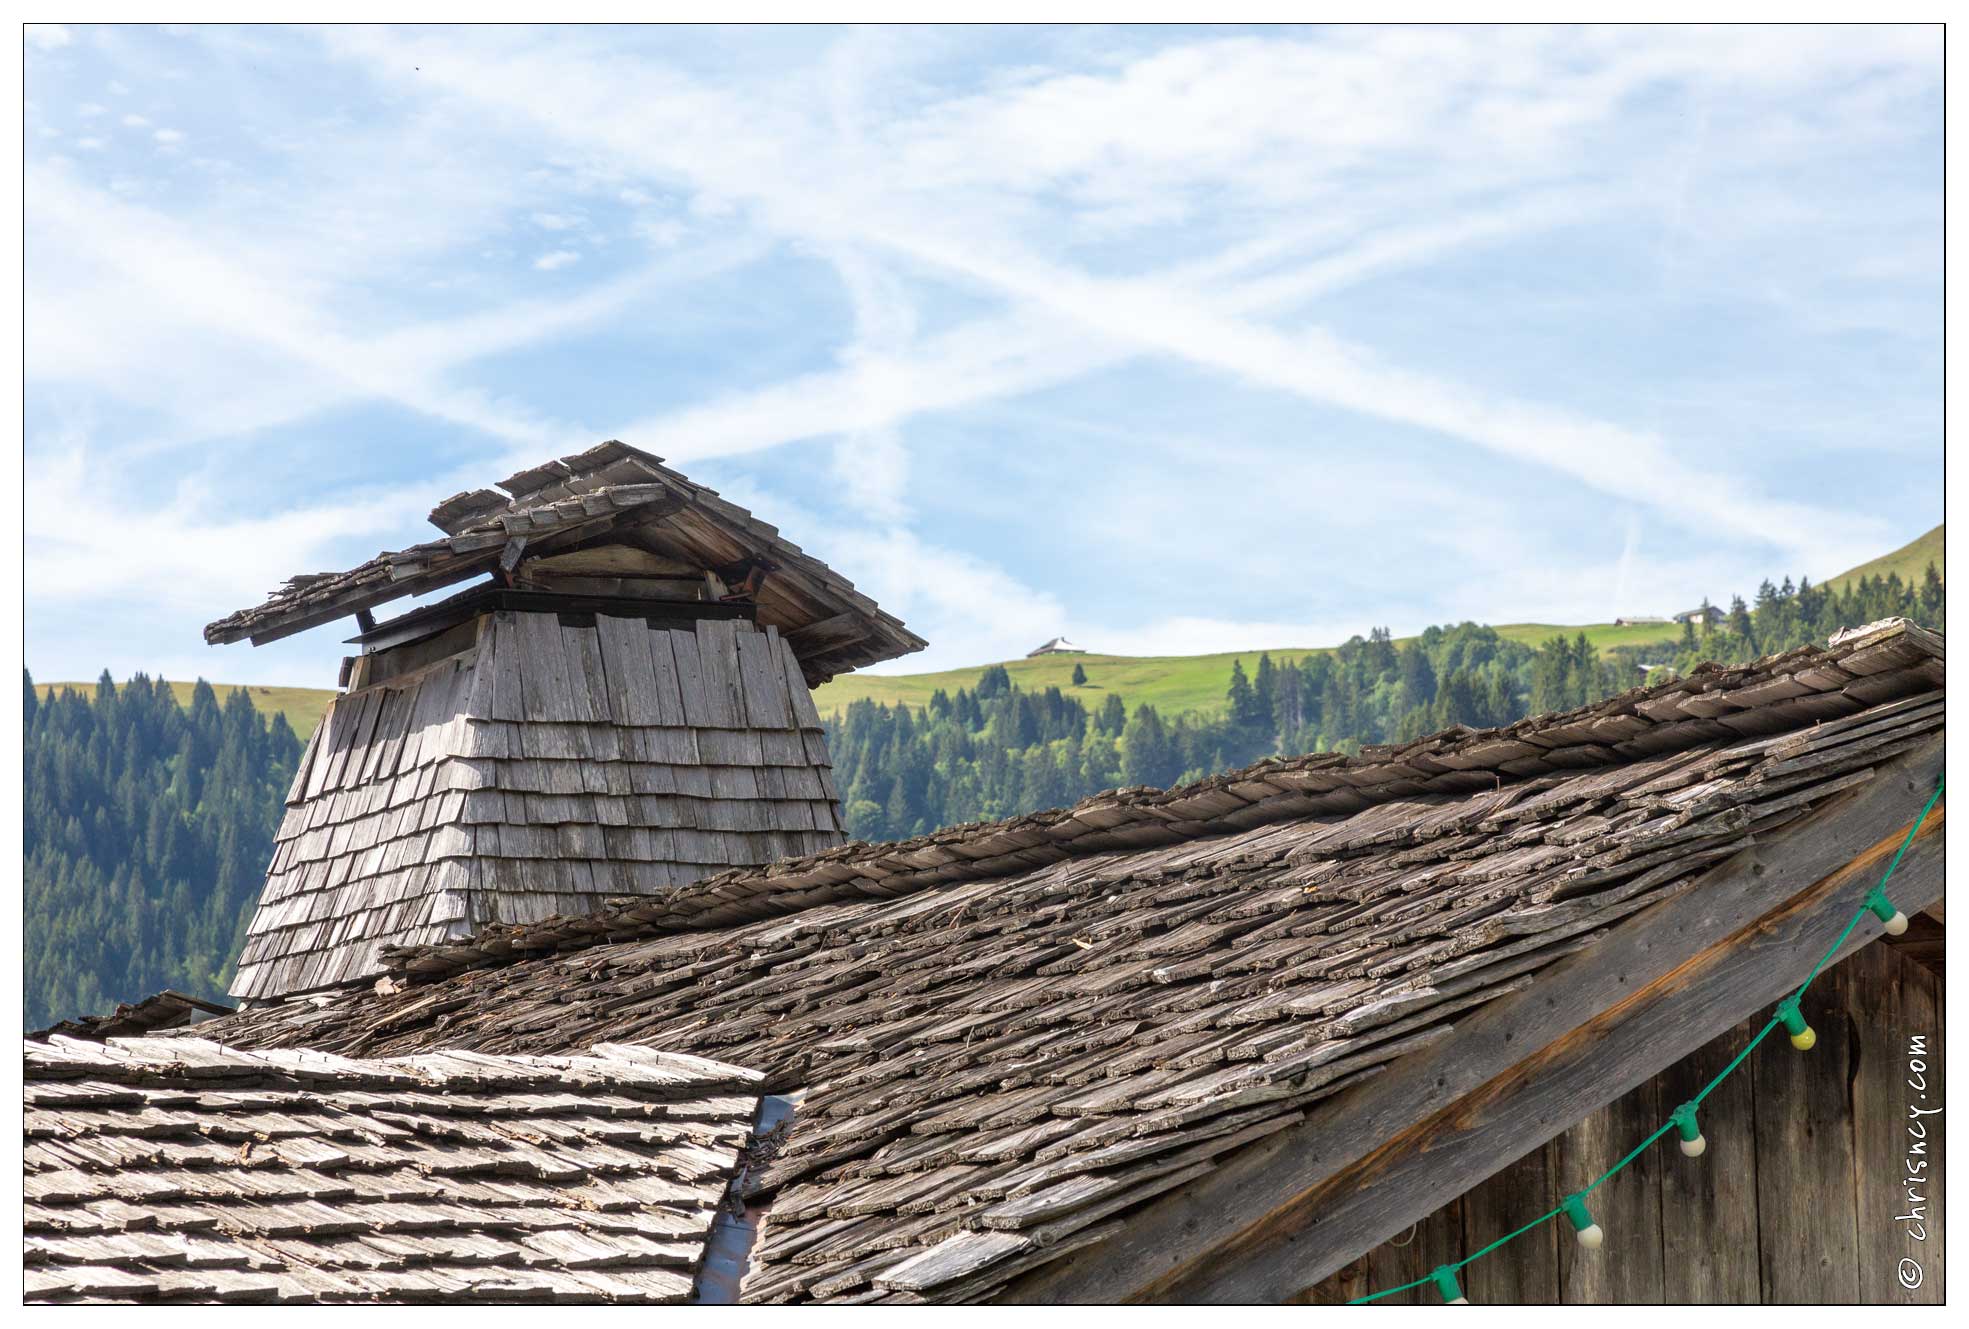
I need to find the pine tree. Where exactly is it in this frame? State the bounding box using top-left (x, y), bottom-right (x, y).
top-left (1252, 653), bottom-right (1278, 744)
top-left (1728, 595), bottom-right (1754, 649)
top-left (884, 774), bottom-right (915, 837)
top-left (1018, 746), bottom-right (1069, 809)
top-left (1451, 673), bottom-right (1478, 729)
top-left (1920, 561), bottom-right (1944, 625)
top-left (1484, 671), bottom-right (1516, 728)
top-left (1398, 640), bottom-right (1436, 707)
top-left (1120, 705), bottom-right (1175, 788)
top-left (1070, 662), bottom-right (1088, 686)
top-left (1225, 660), bottom-right (1267, 757)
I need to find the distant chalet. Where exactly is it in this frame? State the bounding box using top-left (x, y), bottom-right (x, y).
top-left (1026, 636), bottom-right (1087, 657)
top-left (203, 441), bottom-right (924, 1003)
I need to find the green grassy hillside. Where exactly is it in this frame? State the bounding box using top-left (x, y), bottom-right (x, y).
top-left (43, 527), bottom-right (1936, 731)
top-left (1823, 523), bottom-right (1942, 593)
top-left (812, 619), bottom-right (1683, 720)
top-left (816, 648), bottom-right (1323, 719)
top-left (33, 680), bottom-right (338, 741)
top-left (38, 621), bottom-right (1681, 736)
top-left (812, 528), bottom-right (1945, 720)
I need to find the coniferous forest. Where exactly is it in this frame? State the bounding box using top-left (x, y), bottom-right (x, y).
top-left (23, 673), bottom-right (303, 1031)
top-left (21, 565), bottom-right (1940, 1026)
top-left (825, 568), bottom-right (1944, 842)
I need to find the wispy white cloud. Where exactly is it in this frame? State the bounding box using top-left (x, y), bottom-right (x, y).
top-left (26, 157), bottom-right (763, 464)
top-left (24, 426), bottom-right (422, 612)
top-left (335, 24), bottom-right (1909, 575)
top-left (26, 24), bottom-right (72, 51)
top-left (23, 24), bottom-right (1940, 682)
top-left (628, 191), bottom-right (1607, 470)
top-left (27, 162), bottom-right (586, 451)
top-left (818, 246), bottom-right (919, 522)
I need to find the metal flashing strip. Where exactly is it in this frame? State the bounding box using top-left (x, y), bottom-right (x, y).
top-left (695, 1091), bottom-right (803, 1304)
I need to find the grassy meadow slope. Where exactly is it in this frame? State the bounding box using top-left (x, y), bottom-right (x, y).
top-left (813, 527), bottom-right (1945, 719)
top-left (1822, 523), bottom-right (1942, 592)
top-left (812, 619), bottom-right (1685, 720)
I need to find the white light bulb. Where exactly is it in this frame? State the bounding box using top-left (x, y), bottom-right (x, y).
top-left (1575, 1223), bottom-right (1604, 1250)
top-left (1679, 1133), bottom-right (1707, 1158)
top-left (1884, 910), bottom-right (1909, 936)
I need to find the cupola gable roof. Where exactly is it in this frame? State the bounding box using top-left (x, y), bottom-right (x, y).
top-left (203, 440), bottom-right (925, 685)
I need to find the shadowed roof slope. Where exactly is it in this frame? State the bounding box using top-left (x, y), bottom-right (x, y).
top-left (203, 440), bottom-right (925, 683)
top-left (194, 621), bottom-right (1944, 1303)
top-left (24, 1036), bottom-right (763, 1304)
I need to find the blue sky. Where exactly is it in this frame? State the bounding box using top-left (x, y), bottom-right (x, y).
top-left (24, 23), bottom-right (1942, 687)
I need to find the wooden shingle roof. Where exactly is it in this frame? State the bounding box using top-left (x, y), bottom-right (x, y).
top-left (352, 616), bottom-right (1940, 974)
top-left (203, 441), bottom-right (925, 683)
top-left (193, 620), bottom-right (1945, 1304)
top-left (24, 1036), bottom-right (762, 1304)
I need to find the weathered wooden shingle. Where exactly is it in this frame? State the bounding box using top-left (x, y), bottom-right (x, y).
top-left (22, 1036), bottom-right (763, 1304)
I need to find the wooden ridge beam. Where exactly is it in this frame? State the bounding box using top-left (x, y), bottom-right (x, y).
top-left (1002, 738), bottom-right (1944, 1304)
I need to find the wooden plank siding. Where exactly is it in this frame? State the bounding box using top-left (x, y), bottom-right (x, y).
top-left (1304, 938), bottom-right (1944, 1304)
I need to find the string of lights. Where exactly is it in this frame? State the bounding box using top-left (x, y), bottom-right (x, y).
top-left (1348, 771), bottom-right (1944, 1305)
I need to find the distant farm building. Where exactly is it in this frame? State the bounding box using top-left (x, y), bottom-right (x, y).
top-left (1027, 636), bottom-right (1087, 656)
top-left (1674, 605), bottom-right (1727, 626)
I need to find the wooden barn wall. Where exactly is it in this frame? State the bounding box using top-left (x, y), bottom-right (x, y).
top-left (1305, 937), bottom-right (1943, 1305)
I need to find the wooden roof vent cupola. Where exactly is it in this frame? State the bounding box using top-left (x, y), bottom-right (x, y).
top-left (206, 441), bottom-right (925, 1003)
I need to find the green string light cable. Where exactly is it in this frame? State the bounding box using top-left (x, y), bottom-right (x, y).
top-left (1348, 770), bottom-right (1943, 1305)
